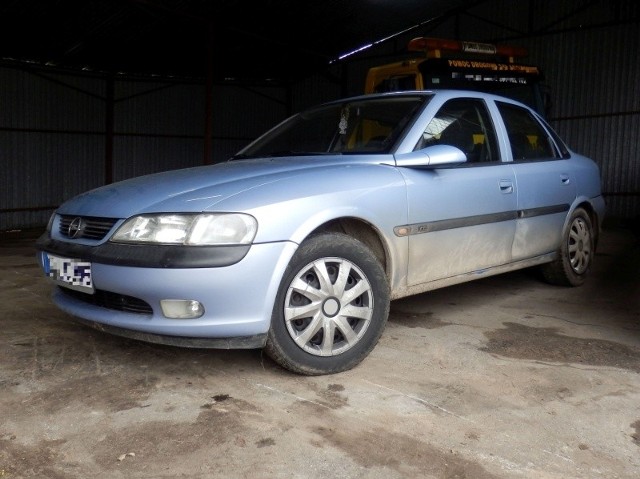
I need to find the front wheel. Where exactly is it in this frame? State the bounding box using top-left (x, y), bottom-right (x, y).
top-left (265, 233), bottom-right (390, 375)
top-left (541, 207), bottom-right (595, 286)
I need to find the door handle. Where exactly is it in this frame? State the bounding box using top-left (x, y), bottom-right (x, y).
top-left (499, 179), bottom-right (514, 194)
top-left (560, 174), bottom-right (571, 185)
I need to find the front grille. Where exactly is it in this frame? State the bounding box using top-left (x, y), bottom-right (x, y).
top-left (60, 287), bottom-right (153, 315)
top-left (59, 215), bottom-right (119, 240)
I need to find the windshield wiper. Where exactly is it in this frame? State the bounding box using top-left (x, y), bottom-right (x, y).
top-left (265, 150), bottom-right (338, 157)
top-left (230, 151), bottom-right (339, 160)
top-left (228, 153), bottom-right (253, 161)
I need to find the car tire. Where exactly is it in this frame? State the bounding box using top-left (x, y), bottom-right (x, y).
top-left (541, 207), bottom-right (594, 287)
top-left (265, 232), bottom-right (390, 375)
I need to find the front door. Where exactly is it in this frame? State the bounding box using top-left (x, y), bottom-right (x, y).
top-left (399, 98), bottom-right (518, 286)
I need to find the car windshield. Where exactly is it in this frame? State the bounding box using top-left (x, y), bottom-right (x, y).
top-left (234, 95), bottom-right (430, 159)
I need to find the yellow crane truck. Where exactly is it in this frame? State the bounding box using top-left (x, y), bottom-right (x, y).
top-left (365, 37), bottom-right (548, 117)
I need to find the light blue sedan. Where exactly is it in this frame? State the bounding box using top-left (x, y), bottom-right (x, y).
top-left (36, 90), bottom-right (605, 375)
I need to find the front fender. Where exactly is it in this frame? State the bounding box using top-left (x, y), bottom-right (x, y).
top-left (214, 163), bottom-right (411, 294)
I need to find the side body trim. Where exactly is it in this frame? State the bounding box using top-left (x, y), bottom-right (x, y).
top-left (394, 204), bottom-right (570, 237)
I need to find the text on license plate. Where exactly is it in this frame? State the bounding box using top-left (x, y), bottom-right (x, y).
top-left (43, 253), bottom-right (94, 294)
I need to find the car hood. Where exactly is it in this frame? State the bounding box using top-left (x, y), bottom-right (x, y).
top-left (56, 157), bottom-right (384, 218)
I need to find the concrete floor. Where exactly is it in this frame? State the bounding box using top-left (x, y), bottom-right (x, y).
top-left (1, 226), bottom-right (639, 479)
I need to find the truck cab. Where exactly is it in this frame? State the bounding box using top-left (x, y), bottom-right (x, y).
top-left (365, 37), bottom-right (549, 117)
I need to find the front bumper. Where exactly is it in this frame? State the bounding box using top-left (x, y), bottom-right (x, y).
top-left (64, 314), bottom-right (268, 349)
top-left (37, 240), bottom-right (298, 344)
top-left (37, 236), bottom-right (251, 268)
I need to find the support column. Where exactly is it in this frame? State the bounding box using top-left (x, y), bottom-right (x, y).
top-left (204, 23), bottom-right (214, 165)
top-left (105, 75), bottom-right (115, 184)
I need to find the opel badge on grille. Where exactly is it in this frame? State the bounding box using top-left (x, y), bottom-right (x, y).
top-left (67, 217), bottom-right (85, 239)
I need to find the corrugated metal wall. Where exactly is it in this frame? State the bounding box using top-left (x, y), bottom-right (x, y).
top-left (209, 85), bottom-right (288, 159)
top-left (342, 0), bottom-right (639, 220)
top-left (1, 68), bottom-right (288, 230)
top-left (0, 67), bottom-right (105, 230)
top-left (291, 71), bottom-right (344, 113)
top-left (113, 81), bottom-right (204, 181)
top-left (2, 0), bottom-right (637, 230)
top-left (524, 25), bottom-right (640, 221)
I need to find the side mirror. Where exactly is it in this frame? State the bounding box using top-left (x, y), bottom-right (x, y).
top-left (395, 144), bottom-right (467, 168)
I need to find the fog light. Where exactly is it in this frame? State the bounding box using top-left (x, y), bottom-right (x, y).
top-left (160, 300), bottom-right (204, 319)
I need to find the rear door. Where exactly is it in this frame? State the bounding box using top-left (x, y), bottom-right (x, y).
top-left (495, 101), bottom-right (576, 260)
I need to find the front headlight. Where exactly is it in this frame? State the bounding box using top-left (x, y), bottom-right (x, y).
top-left (111, 213), bottom-right (258, 245)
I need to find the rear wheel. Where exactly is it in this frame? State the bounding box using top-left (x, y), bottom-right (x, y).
top-left (265, 233), bottom-right (389, 375)
top-left (541, 207), bottom-right (594, 286)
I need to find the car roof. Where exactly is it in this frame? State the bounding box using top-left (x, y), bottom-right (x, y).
top-left (318, 89), bottom-right (532, 112)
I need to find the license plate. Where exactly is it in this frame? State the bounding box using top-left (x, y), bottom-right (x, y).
top-left (42, 253), bottom-right (95, 294)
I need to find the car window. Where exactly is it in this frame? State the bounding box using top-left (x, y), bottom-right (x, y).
top-left (335, 99), bottom-right (421, 152)
top-left (414, 98), bottom-right (500, 163)
top-left (235, 95), bottom-right (430, 158)
top-left (497, 101), bottom-right (559, 161)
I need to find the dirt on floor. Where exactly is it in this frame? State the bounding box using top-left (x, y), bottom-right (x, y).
top-left (0, 227), bottom-right (639, 478)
